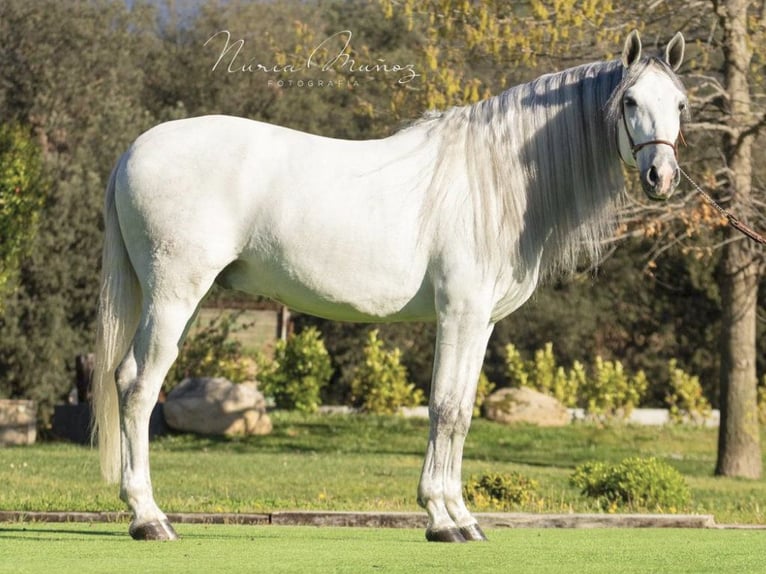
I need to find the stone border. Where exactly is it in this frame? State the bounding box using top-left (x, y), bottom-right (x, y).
top-left (0, 510), bottom-right (728, 529)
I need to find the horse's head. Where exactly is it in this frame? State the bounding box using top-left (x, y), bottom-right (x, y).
top-left (615, 30), bottom-right (688, 201)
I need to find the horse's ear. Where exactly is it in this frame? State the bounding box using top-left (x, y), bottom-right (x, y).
top-left (665, 32), bottom-right (685, 71)
top-left (622, 30), bottom-right (642, 68)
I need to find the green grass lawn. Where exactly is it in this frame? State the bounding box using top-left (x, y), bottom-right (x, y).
top-left (1, 522), bottom-right (764, 574)
top-left (1, 413), bottom-right (765, 524)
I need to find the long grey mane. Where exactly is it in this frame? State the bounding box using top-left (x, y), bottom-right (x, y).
top-left (415, 58), bottom-right (636, 279)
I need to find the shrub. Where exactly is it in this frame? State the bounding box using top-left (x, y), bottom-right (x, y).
top-left (759, 380), bottom-right (766, 426)
top-left (504, 343), bottom-right (529, 388)
top-left (579, 357), bottom-right (647, 420)
top-left (504, 343), bottom-right (660, 420)
top-left (167, 313), bottom-right (257, 392)
top-left (565, 360), bottom-right (588, 408)
top-left (504, 342), bottom-right (580, 407)
top-left (463, 471), bottom-right (539, 510)
top-left (666, 359), bottom-right (712, 424)
top-left (531, 343), bottom-right (581, 407)
top-left (260, 327), bottom-right (333, 413)
top-left (474, 371), bottom-right (496, 417)
top-left (349, 329), bottom-right (424, 414)
top-left (0, 124), bottom-right (45, 305)
top-left (756, 377), bottom-right (766, 426)
top-left (570, 457), bottom-right (691, 512)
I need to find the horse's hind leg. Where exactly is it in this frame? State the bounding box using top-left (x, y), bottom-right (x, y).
top-left (116, 293), bottom-right (202, 540)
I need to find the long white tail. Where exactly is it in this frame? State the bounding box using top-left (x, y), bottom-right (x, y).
top-left (92, 156), bottom-right (141, 483)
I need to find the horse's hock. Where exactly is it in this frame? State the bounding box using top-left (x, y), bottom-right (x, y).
top-left (0, 399), bottom-right (37, 446)
top-left (163, 377), bottom-right (272, 437)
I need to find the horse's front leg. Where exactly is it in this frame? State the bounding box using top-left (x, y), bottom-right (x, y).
top-left (418, 303), bottom-right (494, 542)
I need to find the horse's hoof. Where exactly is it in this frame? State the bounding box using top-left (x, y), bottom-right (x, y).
top-left (129, 519), bottom-right (179, 541)
top-left (459, 523), bottom-right (488, 542)
top-left (425, 527), bottom-right (467, 543)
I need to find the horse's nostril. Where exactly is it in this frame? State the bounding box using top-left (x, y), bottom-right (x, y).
top-left (646, 166), bottom-right (659, 187)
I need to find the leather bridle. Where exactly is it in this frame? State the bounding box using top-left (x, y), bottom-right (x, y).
top-left (619, 100), bottom-right (684, 163)
top-left (620, 99), bottom-right (766, 245)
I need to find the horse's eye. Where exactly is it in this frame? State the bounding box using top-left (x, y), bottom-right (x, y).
top-left (678, 101), bottom-right (687, 113)
top-left (624, 96), bottom-right (637, 108)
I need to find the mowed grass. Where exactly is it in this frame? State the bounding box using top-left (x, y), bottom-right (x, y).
top-left (1, 413), bottom-right (765, 524)
top-left (1, 522), bottom-right (765, 574)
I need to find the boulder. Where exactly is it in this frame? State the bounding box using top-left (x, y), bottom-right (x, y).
top-left (482, 387), bottom-right (570, 427)
top-left (0, 399), bottom-right (36, 445)
top-left (164, 377), bottom-right (272, 437)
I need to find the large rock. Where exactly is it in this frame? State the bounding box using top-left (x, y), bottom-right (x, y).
top-left (482, 387), bottom-right (570, 427)
top-left (164, 377), bottom-right (272, 437)
top-left (0, 399), bottom-right (36, 445)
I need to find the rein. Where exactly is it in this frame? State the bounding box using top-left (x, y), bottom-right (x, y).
top-left (679, 167), bottom-right (766, 246)
top-left (619, 105), bottom-right (765, 245)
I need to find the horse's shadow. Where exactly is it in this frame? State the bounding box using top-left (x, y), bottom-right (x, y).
top-left (0, 525), bottom-right (124, 539)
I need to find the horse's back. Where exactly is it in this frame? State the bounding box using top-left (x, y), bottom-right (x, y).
top-left (114, 115), bottom-right (438, 321)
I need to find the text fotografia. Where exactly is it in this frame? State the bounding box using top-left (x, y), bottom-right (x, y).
top-left (205, 30), bottom-right (420, 85)
top-left (267, 79), bottom-right (360, 89)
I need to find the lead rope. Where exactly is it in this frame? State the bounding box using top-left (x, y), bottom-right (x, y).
top-left (679, 167), bottom-right (766, 246)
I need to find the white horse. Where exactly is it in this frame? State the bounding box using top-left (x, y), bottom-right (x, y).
top-left (93, 30), bottom-right (687, 542)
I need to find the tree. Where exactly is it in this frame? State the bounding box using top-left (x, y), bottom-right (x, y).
top-left (0, 125), bottom-right (44, 308)
top-left (0, 0), bottom-right (155, 419)
top-left (374, 0), bottom-right (626, 123)
top-left (713, 0), bottom-right (764, 478)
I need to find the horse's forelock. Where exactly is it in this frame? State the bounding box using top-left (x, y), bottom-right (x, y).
top-left (605, 57), bottom-right (688, 142)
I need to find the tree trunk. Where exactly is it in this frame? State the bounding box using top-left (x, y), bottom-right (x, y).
top-left (716, 240), bottom-right (761, 477)
top-left (715, 0), bottom-right (762, 478)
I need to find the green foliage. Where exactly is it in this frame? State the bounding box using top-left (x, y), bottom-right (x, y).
top-left (570, 457), bottom-right (691, 513)
top-left (473, 371), bottom-right (496, 417)
top-left (463, 471), bottom-right (539, 511)
top-left (293, 317), bottom-right (436, 407)
top-left (566, 361), bottom-right (589, 407)
top-left (349, 329), bottom-right (424, 414)
top-left (504, 343), bottom-right (529, 388)
top-left (487, 242), bottom-right (721, 411)
top-left (532, 344), bottom-right (583, 408)
top-left (580, 357), bottom-right (648, 420)
top-left (166, 313), bottom-right (258, 392)
top-left (758, 377), bottom-right (766, 426)
top-left (261, 327), bottom-right (333, 413)
top-left (666, 360), bottom-right (712, 424)
top-left (504, 342), bottom-right (581, 407)
top-left (505, 342), bottom-right (645, 416)
top-left (0, 0), bottom-right (154, 421)
top-left (0, 124), bottom-right (44, 303)
top-left (377, 0), bottom-right (623, 116)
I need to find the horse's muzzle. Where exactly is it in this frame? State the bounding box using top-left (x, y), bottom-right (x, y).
top-left (641, 160), bottom-right (680, 201)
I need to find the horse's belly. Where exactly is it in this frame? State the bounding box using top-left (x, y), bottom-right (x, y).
top-left (218, 250), bottom-right (435, 322)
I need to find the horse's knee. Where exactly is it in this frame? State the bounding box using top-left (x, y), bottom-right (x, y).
top-left (431, 403), bottom-right (459, 430)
